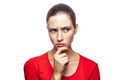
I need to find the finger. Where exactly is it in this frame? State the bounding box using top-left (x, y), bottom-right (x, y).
top-left (56, 53), bottom-right (68, 58)
top-left (60, 57), bottom-right (69, 65)
top-left (54, 47), bottom-right (69, 56)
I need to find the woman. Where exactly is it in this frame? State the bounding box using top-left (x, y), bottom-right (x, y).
top-left (24, 3), bottom-right (100, 80)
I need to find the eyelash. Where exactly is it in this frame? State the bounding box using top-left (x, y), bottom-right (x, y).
top-left (49, 28), bottom-right (70, 33)
top-left (63, 28), bottom-right (70, 32)
top-left (49, 29), bottom-right (57, 33)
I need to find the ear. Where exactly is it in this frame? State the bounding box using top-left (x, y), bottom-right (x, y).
top-left (74, 24), bottom-right (78, 34)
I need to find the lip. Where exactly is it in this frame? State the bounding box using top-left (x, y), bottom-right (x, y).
top-left (56, 43), bottom-right (65, 47)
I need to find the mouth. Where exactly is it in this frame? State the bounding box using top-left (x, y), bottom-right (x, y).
top-left (56, 43), bottom-right (65, 47)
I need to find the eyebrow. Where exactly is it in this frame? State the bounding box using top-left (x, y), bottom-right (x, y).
top-left (48, 26), bottom-right (71, 29)
top-left (62, 26), bottom-right (71, 28)
top-left (48, 27), bottom-right (57, 30)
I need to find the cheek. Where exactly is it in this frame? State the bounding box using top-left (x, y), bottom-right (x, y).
top-left (65, 32), bottom-right (75, 43)
top-left (49, 34), bottom-right (56, 44)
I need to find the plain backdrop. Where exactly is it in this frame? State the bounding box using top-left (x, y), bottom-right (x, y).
top-left (0, 0), bottom-right (120, 80)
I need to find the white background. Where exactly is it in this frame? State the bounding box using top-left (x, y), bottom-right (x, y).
top-left (0, 0), bottom-right (120, 80)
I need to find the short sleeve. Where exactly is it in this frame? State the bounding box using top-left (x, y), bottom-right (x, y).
top-left (89, 64), bottom-right (100, 80)
top-left (24, 59), bottom-right (39, 80)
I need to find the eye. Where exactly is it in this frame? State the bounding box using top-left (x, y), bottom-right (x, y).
top-left (49, 29), bottom-right (58, 33)
top-left (63, 27), bottom-right (70, 33)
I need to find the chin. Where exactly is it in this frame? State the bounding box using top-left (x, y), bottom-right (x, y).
top-left (56, 47), bottom-right (61, 49)
top-left (54, 46), bottom-right (62, 50)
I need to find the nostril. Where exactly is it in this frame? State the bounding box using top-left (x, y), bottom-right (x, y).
top-left (57, 36), bottom-right (63, 42)
top-left (57, 38), bottom-right (63, 42)
top-left (57, 31), bottom-right (63, 42)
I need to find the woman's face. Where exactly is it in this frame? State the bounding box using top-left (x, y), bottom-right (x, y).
top-left (47, 13), bottom-right (78, 50)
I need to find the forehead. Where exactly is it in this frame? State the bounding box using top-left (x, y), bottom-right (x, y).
top-left (47, 13), bottom-right (73, 28)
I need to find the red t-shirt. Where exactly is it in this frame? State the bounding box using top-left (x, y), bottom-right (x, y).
top-left (24, 52), bottom-right (100, 80)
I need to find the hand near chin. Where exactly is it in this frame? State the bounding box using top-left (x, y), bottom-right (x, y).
top-left (52, 47), bottom-right (69, 79)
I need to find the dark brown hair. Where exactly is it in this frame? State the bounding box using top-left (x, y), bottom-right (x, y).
top-left (46, 3), bottom-right (76, 27)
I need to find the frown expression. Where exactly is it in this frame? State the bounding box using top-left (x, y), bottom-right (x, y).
top-left (47, 13), bottom-right (77, 49)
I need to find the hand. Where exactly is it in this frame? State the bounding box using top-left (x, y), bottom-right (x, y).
top-left (53, 47), bottom-right (69, 75)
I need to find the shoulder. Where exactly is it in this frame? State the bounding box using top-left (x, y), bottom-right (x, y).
top-left (79, 55), bottom-right (100, 79)
top-left (79, 54), bottom-right (99, 73)
top-left (80, 54), bottom-right (98, 66)
top-left (26, 52), bottom-right (48, 63)
top-left (24, 52), bottom-right (48, 69)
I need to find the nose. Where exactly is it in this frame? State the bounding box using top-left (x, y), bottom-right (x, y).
top-left (57, 31), bottom-right (63, 42)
